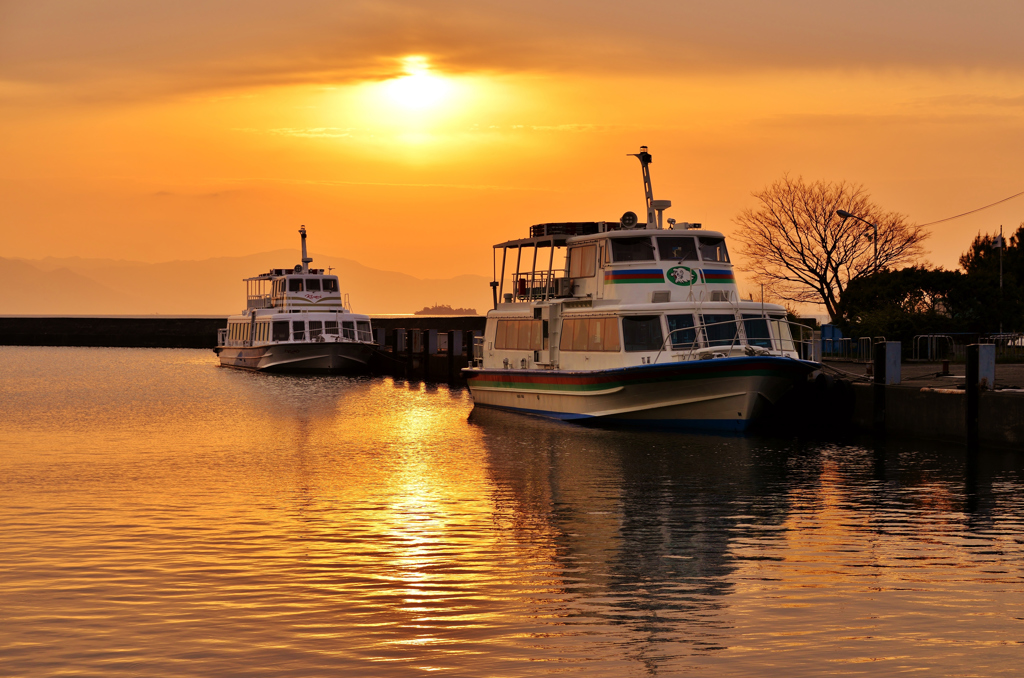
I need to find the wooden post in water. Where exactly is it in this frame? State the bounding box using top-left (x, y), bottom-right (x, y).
top-left (447, 330), bottom-right (463, 382)
top-left (873, 342), bottom-right (886, 434)
top-left (423, 329), bottom-right (437, 381)
top-left (966, 344), bottom-right (995, 447)
top-left (873, 341), bottom-right (901, 434)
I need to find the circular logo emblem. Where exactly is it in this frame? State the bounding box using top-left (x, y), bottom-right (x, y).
top-left (666, 266), bottom-right (697, 286)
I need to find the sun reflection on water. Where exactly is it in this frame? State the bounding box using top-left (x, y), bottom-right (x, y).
top-left (3, 348), bottom-right (1024, 676)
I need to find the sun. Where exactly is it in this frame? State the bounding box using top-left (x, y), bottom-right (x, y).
top-left (381, 56), bottom-right (453, 111)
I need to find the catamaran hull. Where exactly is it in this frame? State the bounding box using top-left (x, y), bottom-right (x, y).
top-left (464, 356), bottom-right (817, 431)
top-left (218, 341), bottom-right (375, 373)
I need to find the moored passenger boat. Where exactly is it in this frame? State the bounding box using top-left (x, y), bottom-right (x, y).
top-left (463, 147), bottom-right (820, 430)
top-left (214, 227), bottom-right (376, 372)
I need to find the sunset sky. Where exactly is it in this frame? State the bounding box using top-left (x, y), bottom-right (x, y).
top-left (2, 1), bottom-right (1023, 299)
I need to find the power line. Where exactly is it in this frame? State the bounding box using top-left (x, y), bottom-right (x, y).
top-left (918, 189), bottom-right (1024, 227)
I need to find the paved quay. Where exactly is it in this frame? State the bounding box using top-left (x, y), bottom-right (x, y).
top-left (823, 359), bottom-right (1024, 391)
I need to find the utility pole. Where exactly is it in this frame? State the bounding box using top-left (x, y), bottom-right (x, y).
top-left (999, 225), bottom-right (1004, 334)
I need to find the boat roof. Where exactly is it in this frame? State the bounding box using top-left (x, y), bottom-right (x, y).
top-left (494, 227), bottom-right (726, 249)
top-left (244, 268), bottom-right (333, 281)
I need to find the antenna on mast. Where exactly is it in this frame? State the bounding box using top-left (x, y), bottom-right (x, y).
top-left (628, 146), bottom-right (671, 229)
top-left (299, 225), bottom-right (313, 273)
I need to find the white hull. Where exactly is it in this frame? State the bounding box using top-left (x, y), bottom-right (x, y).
top-left (465, 356), bottom-right (816, 431)
top-left (218, 341), bottom-right (374, 373)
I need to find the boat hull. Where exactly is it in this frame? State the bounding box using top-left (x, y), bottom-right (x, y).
top-left (218, 341), bottom-right (375, 373)
top-left (464, 356), bottom-right (818, 431)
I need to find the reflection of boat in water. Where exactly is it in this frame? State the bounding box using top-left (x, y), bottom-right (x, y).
top-left (464, 147), bottom-right (819, 430)
top-left (214, 227), bottom-right (376, 373)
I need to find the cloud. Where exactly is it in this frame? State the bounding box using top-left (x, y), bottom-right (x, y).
top-left (1, 0), bottom-right (1023, 104)
top-left (265, 127), bottom-right (354, 138)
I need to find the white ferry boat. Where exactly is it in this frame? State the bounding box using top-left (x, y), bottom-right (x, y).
top-left (463, 147), bottom-right (819, 430)
top-left (214, 227), bottom-right (376, 372)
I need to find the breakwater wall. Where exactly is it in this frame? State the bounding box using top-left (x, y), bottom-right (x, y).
top-left (0, 315), bottom-right (487, 382)
top-left (0, 316), bottom-right (228, 349)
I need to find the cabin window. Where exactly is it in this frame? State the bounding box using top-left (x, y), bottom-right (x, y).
top-left (559, 317), bottom-right (621, 352)
top-left (325, 321), bottom-right (339, 335)
top-left (288, 278), bottom-right (304, 292)
top-left (342, 321), bottom-right (355, 340)
top-left (356, 321), bottom-right (371, 340)
top-left (306, 278), bottom-right (321, 292)
top-left (742, 314), bottom-right (772, 349)
top-left (495, 319), bottom-right (543, 351)
top-left (568, 245), bottom-right (597, 278)
top-left (309, 320), bottom-right (323, 338)
top-left (770, 315), bottom-right (796, 352)
top-left (292, 320), bottom-right (306, 341)
top-left (610, 237), bottom-right (655, 262)
top-left (273, 321), bottom-right (289, 341)
top-left (323, 278), bottom-right (338, 292)
top-left (667, 314), bottom-right (699, 349)
top-left (699, 237), bottom-right (730, 263)
top-left (657, 236), bottom-right (699, 262)
top-left (622, 316), bottom-right (663, 352)
top-left (702, 314), bottom-right (738, 347)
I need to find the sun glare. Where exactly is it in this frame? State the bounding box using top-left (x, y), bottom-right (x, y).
top-left (381, 56), bottom-right (452, 111)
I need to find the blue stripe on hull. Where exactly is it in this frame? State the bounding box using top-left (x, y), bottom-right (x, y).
top-left (471, 402), bottom-right (753, 432)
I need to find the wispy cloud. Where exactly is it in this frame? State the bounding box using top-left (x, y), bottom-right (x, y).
top-left (2, 0), bottom-right (1023, 104)
top-left (265, 127), bottom-right (354, 138)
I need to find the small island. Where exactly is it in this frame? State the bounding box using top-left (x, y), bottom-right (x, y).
top-left (414, 303), bottom-right (478, 316)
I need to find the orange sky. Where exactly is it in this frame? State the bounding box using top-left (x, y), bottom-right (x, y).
top-left (2, 1), bottom-right (1024, 301)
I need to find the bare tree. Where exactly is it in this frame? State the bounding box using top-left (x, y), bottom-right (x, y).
top-left (734, 175), bottom-right (927, 322)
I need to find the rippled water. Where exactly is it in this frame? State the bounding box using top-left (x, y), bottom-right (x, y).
top-left (2, 346), bottom-right (1023, 676)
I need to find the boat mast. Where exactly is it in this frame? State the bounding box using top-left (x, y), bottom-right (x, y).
top-left (299, 225), bottom-right (313, 273)
top-left (629, 146), bottom-right (655, 228)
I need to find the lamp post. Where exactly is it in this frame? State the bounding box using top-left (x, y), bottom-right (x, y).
top-left (836, 209), bottom-right (878, 273)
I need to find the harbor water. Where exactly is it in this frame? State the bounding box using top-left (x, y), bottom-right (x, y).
top-left (2, 346), bottom-right (1023, 676)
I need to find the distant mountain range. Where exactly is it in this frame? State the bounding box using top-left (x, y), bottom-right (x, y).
top-left (1, 251), bottom-right (490, 316)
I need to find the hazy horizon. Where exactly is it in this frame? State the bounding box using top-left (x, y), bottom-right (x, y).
top-left (3, 1), bottom-right (1024, 312)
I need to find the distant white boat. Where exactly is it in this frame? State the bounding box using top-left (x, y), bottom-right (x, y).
top-left (463, 147), bottom-right (819, 430)
top-left (214, 227), bottom-right (375, 372)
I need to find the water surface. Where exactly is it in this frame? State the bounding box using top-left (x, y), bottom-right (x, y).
top-left (2, 346), bottom-right (1022, 676)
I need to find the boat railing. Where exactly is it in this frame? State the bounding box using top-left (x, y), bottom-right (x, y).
top-left (511, 270), bottom-right (568, 301)
top-left (652, 317), bottom-right (816, 364)
top-left (247, 293), bottom-right (273, 310)
top-left (217, 328), bottom-right (228, 347)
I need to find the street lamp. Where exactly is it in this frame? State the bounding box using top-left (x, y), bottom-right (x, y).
top-left (836, 209), bottom-right (879, 273)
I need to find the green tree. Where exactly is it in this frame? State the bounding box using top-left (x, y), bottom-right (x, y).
top-left (838, 266), bottom-right (965, 342)
top-left (957, 223), bottom-right (1024, 332)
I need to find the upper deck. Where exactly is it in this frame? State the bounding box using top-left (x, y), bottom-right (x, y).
top-left (494, 223), bottom-right (736, 308)
top-left (489, 147), bottom-right (741, 310)
top-left (237, 227), bottom-right (348, 314)
top-left (243, 269), bottom-right (346, 313)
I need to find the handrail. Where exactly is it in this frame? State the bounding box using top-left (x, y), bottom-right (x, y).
top-left (652, 317), bottom-right (813, 364)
